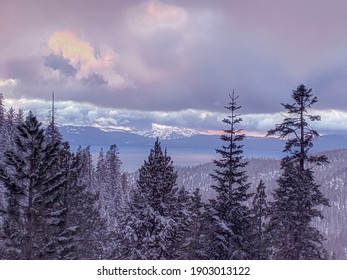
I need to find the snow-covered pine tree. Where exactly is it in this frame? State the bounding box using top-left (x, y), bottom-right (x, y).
top-left (6, 107), bottom-right (16, 125)
top-left (0, 107), bottom-right (25, 154)
top-left (61, 143), bottom-right (108, 259)
top-left (207, 91), bottom-right (254, 260)
top-left (76, 146), bottom-right (94, 192)
top-left (0, 108), bottom-right (18, 155)
top-left (120, 173), bottom-right (131, 206)
top-left (95, 147), bottom-right (106, 189)
top-left (186, 188), bottom-right (207, 259)
top-left (104, 145), bottom-right (122, 230)
top-left (39, 100), bottom-right (78, 259)
top-left (251, 180), bottom-right (270, 259)
top-left (94, 145), bottom-right (123, 233)
top-left (45, 119), bottom-right (63, 146)
top-left (0, 111), bottom-right (67, 259)
top-left (51, 142), bottom-right (76, 259)
top-left (266, 84), bottom-right (329, 259)
top-left (16, 109), bottom-right (24, 125)
top-left (0, 94), bottom-right (4, 255)
top-left (170, 186), bottom-right (191, 259)
top-left (117, 138), bottom-right (186, 260)
top-left (95, 147), bottom-right (107, 218)
top-left (0, 93), bottom-right (5, 127)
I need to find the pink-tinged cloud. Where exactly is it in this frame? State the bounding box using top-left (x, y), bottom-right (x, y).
top-left (130, 0), bottom-right (188, 32)
top-left (47, 30), bottom-right (132, 88)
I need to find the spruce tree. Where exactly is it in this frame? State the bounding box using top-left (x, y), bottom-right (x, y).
top-left (186, 188), bottom-right (207, 259)
top-left (0, 108), bottom-right (18, 154)
top-left (0, 93), bottom-right (5, 128)
top-left (95, 148), bottom-right (107, 221)
top-left (0, 111), bottom-right (67, 259)
top-left (45, 119), bottom-right (63, 146)
top-left (117, 138), bottom-right (185, 259)
top-left (76, 146), bottom-right (94, 192)
top-left (95, 145), bottom-right (123, 232)
top-left (251, 180), bottom-right (270, 259)
top-left (44, 105), bottom-right (85, 258)
top-left (171, 186), bottom-right (191, 259)
top-left (61, 143), bottom-right (108, 259)
top-left (120, 173), bottom-right (131, 206)
top-left (207, 91), bottom-right (253, 259)
top-left (0, 104), bottom-right (13, 257)
top-left (266, 84), bottom-right (329, 259)
top-left (16, 108), bottom-right (24, 124)
top-left (95, 147), bottom-right (106, 193)
top-left (104, 144), bottom-right (123, 230)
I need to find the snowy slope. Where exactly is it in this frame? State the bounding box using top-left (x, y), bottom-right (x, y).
top-left (137, 123), bottom-right (199, 140)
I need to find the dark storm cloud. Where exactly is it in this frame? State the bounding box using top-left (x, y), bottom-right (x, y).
top-left (44, 54), bottom-right (77, 77)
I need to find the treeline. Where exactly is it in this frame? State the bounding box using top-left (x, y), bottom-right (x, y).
top-left (0, 85), bottom-right (331, 259)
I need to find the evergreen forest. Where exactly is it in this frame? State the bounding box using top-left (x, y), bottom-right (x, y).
top-left (0, 85), bottom-right (337, 259)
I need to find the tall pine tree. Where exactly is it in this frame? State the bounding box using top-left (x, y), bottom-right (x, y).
top-left (266, 84), bottom-right (329, 259)
top-left (0, 108), bottom-right (18, 156)
top-left (61, 143), bottom-right (108, 259)
top-left (117, 138), bottom-right (186, 259)
top-left (251, 180), bottom-right (270, 259)
top-left (95, 145), bottom-right (123, 232)
top-left (0, 111), bottom-right (67, 259)
top-left (207, 91), bottom-right (253, 259)
top-left (186, 188), bottom-right (207, 259)
top-left (0, 93), bottom-right (5, 127)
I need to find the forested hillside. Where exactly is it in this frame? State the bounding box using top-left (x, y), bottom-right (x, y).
top-left (173, 150), bottom-right (347, 259)
top-left (0, 90), bottom-right (345, 259)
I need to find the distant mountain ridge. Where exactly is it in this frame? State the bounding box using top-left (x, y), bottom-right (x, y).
top-left (60, 125), bottom-right (347, 155)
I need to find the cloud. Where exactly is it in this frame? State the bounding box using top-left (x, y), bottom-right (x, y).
top-left (0, 78), bottom-right (18, 88)
top-left (2, 0), bottom-right (347, 136)
top-left (47, 30), bottom-right (131, 88)
top-left (3, 97), bottom-right (346, 138)
top-left (313, 110), bottom-right (347, 134)
top-left (44, 54), bottom-right (77, 77)
top-left (130, 0), bottom-right (188, 32)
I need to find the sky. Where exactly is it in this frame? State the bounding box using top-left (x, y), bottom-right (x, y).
top-left (1, 0), bottom-right (347, 135)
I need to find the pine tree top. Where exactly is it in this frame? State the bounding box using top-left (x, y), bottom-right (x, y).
top-left (211, 91), bottom-right (250, 197)
top-left (267, 84), bottom-right (328, 170)
top-left (137, 138), bottom-right (177, 194)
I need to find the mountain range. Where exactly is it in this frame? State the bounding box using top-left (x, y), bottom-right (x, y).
top-left (60, 124), bottom-right (347, 155)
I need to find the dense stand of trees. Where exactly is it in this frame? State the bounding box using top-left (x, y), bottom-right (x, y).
top-left (0, 85), bottom-right (330, 259)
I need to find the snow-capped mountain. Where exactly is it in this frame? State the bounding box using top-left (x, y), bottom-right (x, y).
top-left (62, 123), bottom-right (200, 142)
top-left (60, 124), bottom-right (347, 152)
top-left (60, 125), bottom-right (153, 147)
top-left (138, 123), bottom-right (199, 140)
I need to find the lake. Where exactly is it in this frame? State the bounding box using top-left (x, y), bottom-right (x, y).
top-left (72, 145), bottom-right (282, 172)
